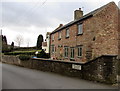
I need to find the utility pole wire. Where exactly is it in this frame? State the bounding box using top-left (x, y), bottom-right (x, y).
top-left (16, 0), bottom-right (47, 26)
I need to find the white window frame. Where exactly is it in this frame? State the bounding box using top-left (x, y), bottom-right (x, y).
top-left (52, 35), bottom-right (54, 41)
top-left (70, 47), bottom-right (74, 59)
top-left (78, 24), bottom-right (83, 34)
top-left (66, 28), bottom-right (69, 38)
top-left (64, 47), bottom-right (69, 58)
top-left (58, 31), bottom-right (61, 39)
top-left (51, 45), bottom-right (55, 53)
top-left (78, 46), bottom-right (82, 57)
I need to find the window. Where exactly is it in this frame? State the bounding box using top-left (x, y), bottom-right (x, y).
top-left (66, 28), bottom-right (69, 38)
top-left (64, 47), bottom-right (69, 58)
top-left (52, 35), bottom-right (54, 41)
top-left (51, 45), bottom-right (55, 53)
top-left (78, 46), bottom-right (82, 57)
top-left (70, 47), bottom-right (74, 59)
top-left (58, 31), bottom-right (61, 40)
top-left (78, 24), bottom-right (83, 34)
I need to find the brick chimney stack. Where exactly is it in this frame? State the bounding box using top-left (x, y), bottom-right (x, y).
top-left (74, 8), bottom-right (83, 20)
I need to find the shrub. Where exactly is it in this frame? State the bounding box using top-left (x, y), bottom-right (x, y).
top-left (36, 50), bottom-right (50, 58)
top-left (19, 55), bottom-right (31, 61)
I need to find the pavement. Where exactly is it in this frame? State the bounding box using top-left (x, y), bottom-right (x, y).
top-left (1, 63), bottom-right (119, 89)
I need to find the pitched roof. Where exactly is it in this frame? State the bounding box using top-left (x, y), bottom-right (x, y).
top-left (51, 2), bottom-right (116, 34)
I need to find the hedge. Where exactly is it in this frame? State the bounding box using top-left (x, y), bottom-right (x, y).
top-left (4, 50), bottom-right (42, 56)
top-left (19, 55), bottom-right (31, 61)
top-left (36, 50), bottom-right (50, 58)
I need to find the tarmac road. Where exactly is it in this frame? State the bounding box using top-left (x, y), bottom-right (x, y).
top-left (1, 63), bottom-right (118, 89)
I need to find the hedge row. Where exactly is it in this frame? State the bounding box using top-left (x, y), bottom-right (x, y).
top-left (19, 55), bottom-right (31, 60)
top-left (13, 47), bottom-right (36, 51)
top-left (4, 50), bottom-right (42, 55)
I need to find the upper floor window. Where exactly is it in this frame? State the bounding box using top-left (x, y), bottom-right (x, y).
top-left (64, 46), bottom-right (69, 58)
top-left (66, 28), bottom-right (69, 38)
top-left (78, 24), bottom-right (83, 34)
top-left (58, 31), bottom-right (61, 40)
top-left (51, 45), bottom-right (55, 53)
top-left (78, 46), bottom-right (82, 57)
top-left (52, 35), bottom-right (54, 41)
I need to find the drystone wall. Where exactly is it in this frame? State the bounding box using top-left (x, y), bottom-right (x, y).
top-left (2, 55), bottom-right (118, 84)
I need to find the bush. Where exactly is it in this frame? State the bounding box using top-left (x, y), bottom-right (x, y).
top-left (19, 55), bottom-right (31, 61)
top-left (36, 50), bottom-right (50, 58)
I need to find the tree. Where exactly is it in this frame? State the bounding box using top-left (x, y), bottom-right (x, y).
top-left (26, 38), bottom-right (31, 47)
top-left (2, 35), bottom-right (8, 52)
top-left (36, 34), bottom-right (43, 49)
top-left (10, 42), bottom-right (14, 51)
top-left (3, 36), bottom-right (7, 44)
top-left (15, 35), bottom-right (24, 47)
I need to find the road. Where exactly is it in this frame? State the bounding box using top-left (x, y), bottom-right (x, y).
top-left (1, 63), bottom-right (118, 89)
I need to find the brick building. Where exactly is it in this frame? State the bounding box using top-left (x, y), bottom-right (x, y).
top-left (50, 2), bottom-right (120, 62)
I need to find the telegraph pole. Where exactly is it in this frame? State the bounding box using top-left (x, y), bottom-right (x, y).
top-left (0, 29), bottom-right (2, 62)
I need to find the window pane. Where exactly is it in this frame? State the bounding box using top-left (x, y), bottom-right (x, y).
top-left (51, 45), bottom-right (55, 53)
top-left (70, 48), bottom-right (74, 59)
top-left (64, 47), bottom-right (69, 58)
top-left (78, 46), bottom-right (82, 57)
top-left (58, 32), bottom-right (61, 39)
top-left (52, 35), bottom-right (54, 41)
top-left (78, 24), bottom-right (83, 34)
top-left (66, 29), bottom-right (69, 37)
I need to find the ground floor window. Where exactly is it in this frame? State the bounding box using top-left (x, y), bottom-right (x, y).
top-left (70, 47), bottom-right (74, 59)
top-left (51, 45), bottom-right (55, 53)
top-left (64, 47), bottom-right (69, 58)
top-left (78, 46), bottom-right (82, 57)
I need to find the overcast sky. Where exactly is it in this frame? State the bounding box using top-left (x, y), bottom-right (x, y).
top-left (1, 0), bottom-right (120, 47)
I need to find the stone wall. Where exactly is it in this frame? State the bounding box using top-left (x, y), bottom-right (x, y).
top-left (2, 55), bottom-right (118, 84)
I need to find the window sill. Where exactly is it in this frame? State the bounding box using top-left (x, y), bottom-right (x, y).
top-left (51, 52), bottom-right (55, 54)
top-left (58, 38), bottom-right (61, 40)
top-left (70, 58), bottom-right (75, 61)
top-left (64, 57), bottom-right (68, 59)
top-left (65, 36), bottom-right (69, 39)
top-left (77, 33), bottom-right (83, 36)
top-left (77, 56), bottom-right (82, 58)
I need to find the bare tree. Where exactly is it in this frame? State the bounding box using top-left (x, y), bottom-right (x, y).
top-left (26, 38), bottom-right (31, 47)
top-left (14, 35), bottom-right (24, 47)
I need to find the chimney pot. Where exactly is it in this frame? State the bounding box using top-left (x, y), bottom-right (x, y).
top-left (59, 24), bottom-right (63, 27)
top-left (74, 8), bottom-right (83, 20)
top-left (79, 8), bottom-right (81, 10)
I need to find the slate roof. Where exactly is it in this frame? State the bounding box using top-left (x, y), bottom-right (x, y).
top-left (51, 2), bottom-right (115, 34)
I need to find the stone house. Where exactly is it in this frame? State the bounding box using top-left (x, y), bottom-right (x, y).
top-left (42, 32), bottom-right (51, 53)
top-left (50, 2), bottom-right (120, 62)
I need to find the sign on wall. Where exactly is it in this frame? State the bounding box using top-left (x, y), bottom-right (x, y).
top-left (72, 64), bottom-right (82, 70)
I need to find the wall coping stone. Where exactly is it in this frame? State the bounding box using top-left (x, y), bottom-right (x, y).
top-left (32, 55), bottom-right (118, 65)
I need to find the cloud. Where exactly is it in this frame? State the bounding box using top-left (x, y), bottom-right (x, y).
top-left (2, 0), bottom-right (119, 47)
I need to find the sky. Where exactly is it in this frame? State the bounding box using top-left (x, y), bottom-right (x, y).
top-left (1, 0), bottom-right (120, 47)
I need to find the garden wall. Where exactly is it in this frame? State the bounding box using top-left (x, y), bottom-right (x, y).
top-left (1, 55), bottom-right (118, 84)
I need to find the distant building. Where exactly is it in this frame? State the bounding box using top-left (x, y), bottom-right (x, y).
top-left (50, 2), bottom-right (120, 62)
top-left (42, 32), bottom-right (51, 53)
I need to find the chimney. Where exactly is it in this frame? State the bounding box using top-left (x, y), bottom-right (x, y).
top-left (74, 8), bottom-right (83, 20)
top-left (59, 24), bottom-right (63, 27)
